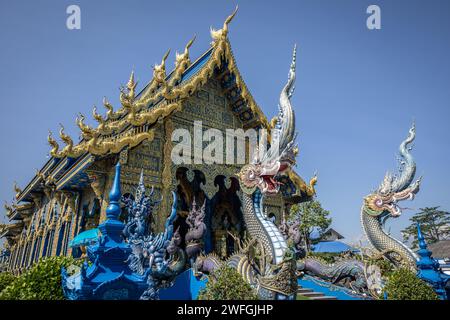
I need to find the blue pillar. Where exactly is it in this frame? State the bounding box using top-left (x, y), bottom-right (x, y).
top-left (415, 223), bottom-right (450, 300)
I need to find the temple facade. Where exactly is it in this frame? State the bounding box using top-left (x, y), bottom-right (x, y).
top-left (0, 14), bottom-right (316, 274)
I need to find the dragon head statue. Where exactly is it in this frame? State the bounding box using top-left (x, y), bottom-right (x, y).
top-left (238, 45), bottom-right (298, 196)
top-left (364, 123), bottom-right (421, 220)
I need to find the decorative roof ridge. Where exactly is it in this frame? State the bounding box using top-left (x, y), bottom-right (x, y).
top-left (45, 6), bottom-right (268, 160)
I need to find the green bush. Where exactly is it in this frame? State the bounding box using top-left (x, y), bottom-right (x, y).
top-left (384, 268), bottom-right (439, 300)
top-left (198, 265), bottom-right (258, 300)
top-left (368, 257), bottom-right (394, 278)
top-left (0, 272), bottom-right (16, 292)
top-left (0, 256), bottom-right (80, 300)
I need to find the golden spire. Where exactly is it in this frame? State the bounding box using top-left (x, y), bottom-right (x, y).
top-left (126, 70), bottom-right (137, 99)
top-left (47, 130), bottom-right (60, 157)
top-left (210, 5), bottom-right (238, 41)
top-left (120, 70), bottom-right (139, 108)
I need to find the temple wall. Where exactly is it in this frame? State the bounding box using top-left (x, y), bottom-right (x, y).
top-left (4, 74), bottom-right (288, 272)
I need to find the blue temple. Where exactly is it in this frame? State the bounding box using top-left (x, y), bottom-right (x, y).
top-left (415, 223), bottom-right (450, 300)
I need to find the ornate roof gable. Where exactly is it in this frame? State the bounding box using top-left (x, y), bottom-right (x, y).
top-left (47, 6), bottom-right (268, 160)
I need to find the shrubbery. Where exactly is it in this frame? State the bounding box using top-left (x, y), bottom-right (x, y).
top-left (384, 268), bottom-right (439, 300)
top-left (0, 272), bottom-right (15, 292)
top-left (0, 256), bottom-right (80, 300)
top-left (198, 265), bottom-right (258, 300)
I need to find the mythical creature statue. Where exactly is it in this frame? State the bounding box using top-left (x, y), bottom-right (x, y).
top-left (194, 45), bottom-right (300, 299)
top-left (280, 215), bottom-right (305, 259)
top-left (185, 199), bottom-right (207, 268)
top-left (122, 173), bottom-right (186, 300)
top-left (292, 125), bottom-right (421, 294)
top-left (297, 257), bottom-right (368, 294)
top-left (121, 170), bottom-right (160, 241)
top-left (361, 124), bottom-right (421, 268)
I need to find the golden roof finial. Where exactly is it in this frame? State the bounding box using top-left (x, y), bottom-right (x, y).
top-left (4, 201), bottom-right (13, 216)
top-left (127, 70), bottom-right (137, 94)
top-left (185, 35), bottom-right (196, 52)
top-left (47, 130), bottom-right (60, 157)
top-left (308, 171), bottom-right (318, 196)
top-left (103, 96), bottom-right (114, 115)
top-left (210, 5), bottom-right (238, 41)
top-left (92, 105), bottom-right (105, 124)
top-left (76, 113), bottom-right (95, 138)
top-left (153, 49), bottom-right (171, 83)
top-left (175, 35), bottom-right (196, 72)
top-left (59, 123), bottom-right (74, 147)
top-left (13, 182), bottom-right (22, 199)
top-left (175, 35), bottom-right (196, 69)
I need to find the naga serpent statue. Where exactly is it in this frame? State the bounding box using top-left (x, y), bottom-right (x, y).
top-left (361, 123), bottom-right (420, 268)
top-left (195, 46), bottom-right (300, 300)
top-left (293, 125), bottom-right (421, 294)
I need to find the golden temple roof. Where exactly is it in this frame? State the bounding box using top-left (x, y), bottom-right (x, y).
top-left (8, 6), bottom-right (316, 211)
top-left (46, 6), bottom-right (269, 160)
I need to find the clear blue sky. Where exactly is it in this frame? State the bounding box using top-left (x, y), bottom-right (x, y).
top-left (1, 0), bottom-right (449, 244)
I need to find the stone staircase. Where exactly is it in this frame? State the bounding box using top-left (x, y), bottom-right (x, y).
top-left (297, 286), bottom-right (338, 300)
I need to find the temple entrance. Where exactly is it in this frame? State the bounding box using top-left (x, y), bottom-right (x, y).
top-left (209, 175), bottom-right (243, 258)
top-left (174, 168), bottom-right (244, 258)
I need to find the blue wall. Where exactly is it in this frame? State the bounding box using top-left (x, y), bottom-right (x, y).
top-left (159, 269), bottom-right (208, 300)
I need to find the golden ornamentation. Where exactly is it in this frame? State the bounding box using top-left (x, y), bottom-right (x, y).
top-left (59, 124), bottom-right (74, 151)
top-left (36, 169), bottom-right (56, 187)
top-left (47, 130), bottom-right (60, 158)
top-left (85, 171), bottom-right (106, 199)
top-left (46, 6), bottom-right (267, 159)
top-left (102, 96), bottom-right (121, 120)
top-left (62, 191), bottom-right (77, 215)
top-left (13, 182), bottom-right (22, 200)
top-left (92, 105), bottom-right (106, 126)
top-left (4, 202), bottom-right (14, 218)
top-left (172, 36), bottom-right (196, 85)
top-left (210, 5), bottom-right (238, 42)
top-left (48, 127), bottom-right (156, 158)
top-left (287, 170), bottom-right (317, 197)
top-left (30, 193), bottom-right (42, 209)
top-left (76, 113), bottom-right (96, 140)
top-left (160, 118), bottom-right (174, 231)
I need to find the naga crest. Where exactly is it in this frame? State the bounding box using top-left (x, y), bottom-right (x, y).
top-left (238, 45), bottom-right (298, 195)
top-left (364, 123), bottom-right (421, 219)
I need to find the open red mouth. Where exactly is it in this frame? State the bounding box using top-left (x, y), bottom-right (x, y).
top-left (262, 175), bottom-right (281, 193)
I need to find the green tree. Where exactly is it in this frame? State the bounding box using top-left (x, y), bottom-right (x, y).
top-left (402, 207), bottom-right (450, 249)
top-left (289, 200), bottom-right (331, 252)
top-left (384, 268), bottom-right (439, 300)
top-left (198, 265), bottom-right (258, 300)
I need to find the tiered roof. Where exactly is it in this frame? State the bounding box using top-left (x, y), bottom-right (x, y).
top-left (3, 7), bottom-right (316, 228)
